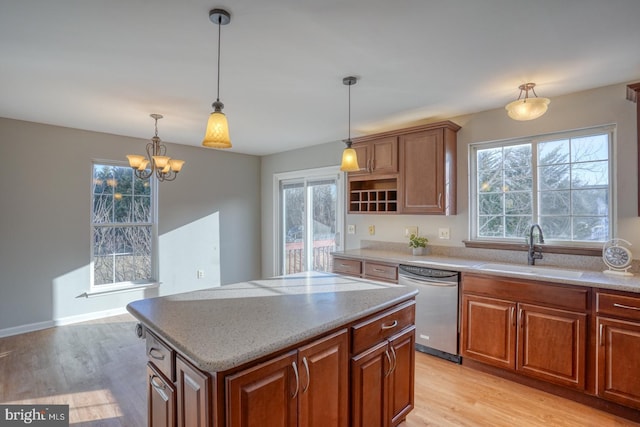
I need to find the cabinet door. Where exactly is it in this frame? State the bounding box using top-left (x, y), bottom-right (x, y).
top-left (370, 137), bottom-right (398, 174)
top-left (388, 327), bottom-right (415, 427)
top-left (351, 341), bottom-right (390, 427)
top-left (176, 356), bottom-right (209, 427)
top-left (351, 143), bottom-right (370, 175)
top-left (148, 363), bottom-right (176, 427)
top-left (461, 294), bottom-right (516, 370)
top-left (399, 129), bottom-right (445, 214)
top-left (517, 303), bottom-right (587, 390)
top-left (226, 350), bottom-right (298, 427)
top-left (298, 329), bottom-right (349, 427)
top-left (597, 317), bottom-right (640, 409)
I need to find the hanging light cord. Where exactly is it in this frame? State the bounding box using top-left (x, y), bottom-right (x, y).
top-left (347, 81), bottom-right (351, 142)
top-left (216, 14), bottom-right (222, 103)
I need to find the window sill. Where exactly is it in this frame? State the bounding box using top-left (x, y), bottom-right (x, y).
top-left (76, 282), bottom-right (160, 298)
top-left (462, 240), bottom-right (601, 257)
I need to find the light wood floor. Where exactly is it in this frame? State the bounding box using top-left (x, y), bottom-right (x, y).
top-left (1, 314), bottom-right (638, 426)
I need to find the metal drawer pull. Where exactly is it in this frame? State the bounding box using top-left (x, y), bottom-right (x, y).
top-left (302, 357), bottom-right (310, 393)
top-left (599, 323), bottom-right (604, 346)
top-left (381, 320), bottom-right (398, 330)
top-left (390, 344), bottom-right (397, 374)
top-left (373, 268), bottom-right (386, 273)
top-left (148, 347), bottom-right (165, 360)
top-left (613, 303), bottom-right (640, 311)
top-left (438, 192), bottom-right (442, 209)
top-left (510, 307), bottom-right (515, 327)
top-left (291, 361), bottom-right (300, 399)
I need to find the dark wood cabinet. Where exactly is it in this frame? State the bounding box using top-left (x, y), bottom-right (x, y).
top-left (596, 290), bottom-right (640, 409)
top-left (331, 256), bottom-right (362, 277)
top-left (226, 329), bottom-right (349, 427)
top-left (148, 363), bottom-right (176, 427)
top-left (176, 355), bottom-right (209, 427)
top-left (350, 136), bottom-right (398, 176)
top-left (331, 256), bottom-right (398, 284)
top-left (346, 121), bottom-right (459, 215)
top-left (461, 274), bottom-right (588, 391)
top-left (387, 328), bottom-right (415, 426)
top-left (398, 125), bottom-right (458, 215)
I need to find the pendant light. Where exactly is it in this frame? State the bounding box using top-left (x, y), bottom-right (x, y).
top-left (340, 76), bottom-right (360, 172)
top-left (505, 82), bottom-right (550, 121)
top-left (203, 9), bottom-right (232, 149)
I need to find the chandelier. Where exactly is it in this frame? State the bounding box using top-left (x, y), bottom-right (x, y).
top-left (126, 114), bottom-right (185, 182)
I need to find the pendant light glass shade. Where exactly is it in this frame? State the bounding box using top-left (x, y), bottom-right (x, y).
top-left (340, 145), bottom-right (359, 172)
top-left (505, 83), bottom-right (550, 121)
top-left (340, 76), bottom-right (360, 172)
top-left (203, 110), bottom-right (231, 148)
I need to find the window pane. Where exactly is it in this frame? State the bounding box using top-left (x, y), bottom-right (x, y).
top-left (94, 256), bottom-right (113, 286)
top-left (93, 195), bottom-right (113, 223)
top-left (478, 193), bottom-right (503, 215)
top-left (572, 189), bottom-right (608, 216)
top-left (571, 134), bottom-right (608, 163)
top-left (114, 167), bottom-right (133, 195)
top-left (571, 161), bottom-right (608, 188)
top-left (504, 145), bottom-right (532, 191)
top-left (539, 190), bottom-right (570, 215)
top-left (505, 192), bottom-right (531, 215)
top-left (133, 196), bottom-right (152, 222)
top-left (538, 164), bottom-right (570, 190)
top-left (538, 139), bottom-right (569, 165)
top-left (573, 217), bottom-right (608, 241)
top-left (539, 216), bottom-right (571, 240)
top-left (505, 216), bottom-right (532, 239)
top-left (114, 195), bottom-right (132, 223)
top-left (478, 216), bottom-right (503, 237)
top-left (310, 180), bottom-right (337, 273)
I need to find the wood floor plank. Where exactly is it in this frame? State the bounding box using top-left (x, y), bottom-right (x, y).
top-left (1, 314), bottom-right (638, 426)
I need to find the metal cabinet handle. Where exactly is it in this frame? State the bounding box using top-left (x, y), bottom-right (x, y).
top-left (599, 323), bottom-right (604, 347)
top-left (150, 375), bottom-right (166, 391)
top-left (373, 268), bottom-right (386, 273)
top-left (438, 192), bottom-right (442, 209)
top-left (291, 361), bottom-right (300, 399)
top-left (381, 320), bottom-right (398, 330)
top-left (148, 347), bottom-right (165, 360)
top-left (510, 307), bottom-right (515, 327)
top-left (613, 303), bottom-right (640, 311)
top-left (518, 308), bottom-right (524, 328)
top-left (389, 344), bottom-right (397, 374)
top-left (384, 350), bottom-right (393, 378)
top-left (302, 356), bottom-right (310, 393)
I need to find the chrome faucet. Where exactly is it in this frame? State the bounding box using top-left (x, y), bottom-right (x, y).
top-left (527, 224), bottom-right (545, 265)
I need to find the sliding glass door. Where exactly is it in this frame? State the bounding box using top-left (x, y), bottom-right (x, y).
top-left (277, 167), bottom-right (343, 275)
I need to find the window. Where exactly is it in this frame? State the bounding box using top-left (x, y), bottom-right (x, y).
top-left (274, 167), bottom-right (344, 275)
top-left (470, 126), bottom-right (613, 244)
top-left (91, 162), bottom-right (156, 288)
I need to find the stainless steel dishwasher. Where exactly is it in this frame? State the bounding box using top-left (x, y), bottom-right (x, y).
top-left (398, 264), bottom-right (460, 363)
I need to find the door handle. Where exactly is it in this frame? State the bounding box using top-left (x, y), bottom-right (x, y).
top-left (599, 323), bottom-right (604, 347)
top-left (291, 361), bottom-right (300, 399)
top-left (302, 356), bottom-right (310, 393)
top-left (381, 320), bottom-right (398, 330)
top-left (384, 349), bottom-right (393, 378)
top-left (148, 347), bottom-right (165, 360)
top-left (510, 307), bottom-right (515, 327)
top-left (389, 344), bottom-right (397, 374)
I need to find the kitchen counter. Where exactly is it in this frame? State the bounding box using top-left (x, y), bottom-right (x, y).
top-left (126, 271), bottom-right (417, 372)
top-left (333, 248), bottom-right (640, 293)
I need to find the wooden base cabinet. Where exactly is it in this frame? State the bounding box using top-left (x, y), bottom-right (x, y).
top-left (351, 327), bottom-right (415, 427)
top-left (461, 274), bottom-right (588, 391)
top-left (226, 329), bottom-right (349, 427)
top-left (596, 290), bottom-right (640, 409)
top-left (148, 363), bottom-right (176, 427)
top-left (176, 355), bottom-right (210, 427)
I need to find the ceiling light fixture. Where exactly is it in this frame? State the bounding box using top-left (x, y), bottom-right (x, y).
top-left (340, 76), bottom-right (360, 172)
top-left (203, 8), bottom-right (232, 149)
top-left (505, 82), bottom-right (550, 121)
top-left (126, 114), bottom-right (185, 182)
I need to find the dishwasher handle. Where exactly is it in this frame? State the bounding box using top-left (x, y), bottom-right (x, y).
top-left (399, 274), bottom-right (458, 287)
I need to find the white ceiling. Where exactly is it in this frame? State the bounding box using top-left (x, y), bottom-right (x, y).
top-left (1, 0), bottom-right (639, 156)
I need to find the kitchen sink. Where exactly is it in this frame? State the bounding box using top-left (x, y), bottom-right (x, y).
top-left (478, 263), bottom-right (583, 279)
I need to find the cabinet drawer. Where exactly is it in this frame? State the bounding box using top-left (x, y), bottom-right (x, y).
top-left (146, 330), bottom-right (175, 381)
top-left (597, 291), bottom-right (640, 321)
top-left (364, 262), bottom-right (398, 282)
top-left (352, 300), bottom-right (415, 355)
top-left (333, 258), bottom-right (362, 276)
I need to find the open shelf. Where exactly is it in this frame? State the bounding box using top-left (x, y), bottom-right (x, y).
top-left (348, 179), bottom-right (398, 213)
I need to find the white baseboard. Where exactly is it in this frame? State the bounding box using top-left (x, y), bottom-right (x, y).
top-left (0, 307), bottom-right (129, 338)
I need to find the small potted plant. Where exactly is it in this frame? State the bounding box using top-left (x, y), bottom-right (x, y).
top-left (408, 233), bottom-right (428, 255)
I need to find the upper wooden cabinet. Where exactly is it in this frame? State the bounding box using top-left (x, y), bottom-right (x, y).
top-left (346, 121), bottom-right (460, 215)
top-left (350, 136), bottom-right (398, 176)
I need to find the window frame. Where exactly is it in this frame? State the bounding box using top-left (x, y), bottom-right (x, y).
top-left (468, 125), bottom-right (616, 248)
top-left (89, 159), bottom-right (159, 294)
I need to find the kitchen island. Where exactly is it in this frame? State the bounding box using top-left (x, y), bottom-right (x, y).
top-left (127, 272), bottom-right (418, 427)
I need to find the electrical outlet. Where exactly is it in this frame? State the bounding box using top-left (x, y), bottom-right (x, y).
top-left (197, 269), bottom-right (205, 279)
top-left (347, 224), bottom-right (356, 234)
top-left (405, 226), bottom-right (418, 237)
top-left (368, 225), bottom-right (375, 235)
top-left (438, 228), bottom-right (450, 240)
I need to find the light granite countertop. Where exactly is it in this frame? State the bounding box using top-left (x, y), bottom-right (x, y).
top-left (126, 272), bottom-right (417, 373)
top-left (333, 248), bottom-right (640, 293)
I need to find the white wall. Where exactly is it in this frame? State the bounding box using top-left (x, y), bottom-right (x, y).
top-left (0, 118), bottom-right (261, 334)
top-left (260, 81), bottom-right (640, 276)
